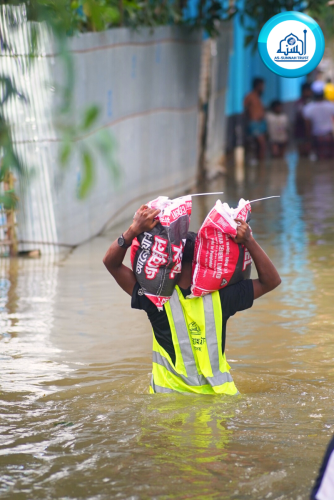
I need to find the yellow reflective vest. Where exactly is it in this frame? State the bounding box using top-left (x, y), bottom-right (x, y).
top-left (150, 286), bottom-right (238, 395)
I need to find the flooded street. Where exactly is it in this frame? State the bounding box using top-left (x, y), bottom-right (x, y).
top-left (1, 153), bottom-right (334, 500)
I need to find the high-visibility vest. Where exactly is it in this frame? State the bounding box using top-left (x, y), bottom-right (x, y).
top-left (150, 286), bottom-right (238, 395)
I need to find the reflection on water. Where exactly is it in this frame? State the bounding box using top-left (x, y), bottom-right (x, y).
top-left (1, 156), bottom-right (334, 499)
top-left (279, 151), bottom-right (315, 333)
top-left (0, 257), bottom-right (71, 396)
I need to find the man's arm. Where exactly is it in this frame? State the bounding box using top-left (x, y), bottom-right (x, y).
top-left (234, 219), bottom-right (281, 300)
top-left (103, 205), bottom-right (160, 296)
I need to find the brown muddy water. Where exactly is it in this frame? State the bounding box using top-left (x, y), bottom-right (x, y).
top-left (1, 151), bottom-right (334, 500)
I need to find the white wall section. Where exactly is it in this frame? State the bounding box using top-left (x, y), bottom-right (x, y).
top-left (3, 16), bottom-right (202, 252)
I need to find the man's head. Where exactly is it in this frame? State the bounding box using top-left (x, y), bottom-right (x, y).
top-left (271, 100), bottom-right (282, 114)
top-left (314, 90), bottom-right (324, 101)
top-left (301, 83), bottom-right (312, 100)
top-left (253, 77), bottom-right (264, 95)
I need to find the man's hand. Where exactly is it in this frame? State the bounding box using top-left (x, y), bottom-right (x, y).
top-left (103, 204), bottom-right (161, 296)
top-left (233, 218), bottom-right (281, 300)
top-left (233, 219), bottom-right (252, 245)
top-left (129, 205), bottom-right (160, 239)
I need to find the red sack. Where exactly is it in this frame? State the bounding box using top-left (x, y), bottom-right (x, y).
top-left (191, 199), bottom-right (252, 297)
top-left (130, 196), bottom-right (192, 309)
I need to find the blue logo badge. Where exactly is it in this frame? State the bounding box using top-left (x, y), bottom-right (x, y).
top-left (258, 12), bottom-right (325, 78)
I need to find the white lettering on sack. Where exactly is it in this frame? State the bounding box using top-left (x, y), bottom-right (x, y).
top-left (171, 205), bottom-right (186, 220)
top-left (144, 236), bottom-right (168, 280)
top-left (242, 248), bottom-right (252, 271)
top-left (136, 250), bottom-right (149, 274)
top-left (215, 231), bottom-right (225, 279)
top-left (141, 232), bottom-right (153, 250)
top-left (160, 215), bottom-right (170, 225)
top-left (170, 242), bottom-right (183, 278)
top-left (223, 237), bottom-right (230, 274)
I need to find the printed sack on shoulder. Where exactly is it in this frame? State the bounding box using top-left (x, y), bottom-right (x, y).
top-left (130, 196), bottom-right (192, 309)
top-left (191, 198), bottom-right (252, 297)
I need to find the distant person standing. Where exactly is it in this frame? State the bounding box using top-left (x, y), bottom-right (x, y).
top-left (311, 70), bottom-right (325, 95)
top-left (265, 100), bottom-right (289, 158)
top-left (303, 90), bottom-right (334, 159)
top-left (244, 77), bottom-right (266, 161)
top-left (295, 83), bottom-right (313, 157)
top-left (324, 78), bottom-right (334, 102)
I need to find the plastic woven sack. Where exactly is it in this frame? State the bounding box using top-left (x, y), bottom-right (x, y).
top-left (130, 196), bottom-right (192, 309)
top-left (191, 198), bottom-right (252, 297)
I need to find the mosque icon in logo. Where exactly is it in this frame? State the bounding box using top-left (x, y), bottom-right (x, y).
top-left (277, 30), bottom-right (307, 56)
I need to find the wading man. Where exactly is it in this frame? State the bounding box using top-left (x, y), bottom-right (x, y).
top-left (103, 205), bottom-right (281, 394)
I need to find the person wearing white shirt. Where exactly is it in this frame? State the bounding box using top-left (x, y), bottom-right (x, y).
top-left (303, 91), bottom-right (334, 159)
top-left (265, 100), bottom-right (289, 158)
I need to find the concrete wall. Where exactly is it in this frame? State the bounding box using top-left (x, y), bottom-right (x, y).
top-left (5, 21), bottom-right (202, 252)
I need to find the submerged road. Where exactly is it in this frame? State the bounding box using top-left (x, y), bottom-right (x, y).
top-left (1, 152), bottom-right (334, 499)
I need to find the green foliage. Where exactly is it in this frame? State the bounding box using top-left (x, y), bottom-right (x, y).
top-left (79, 149), bottom-right (94, 199)
top-left (67, 0), bottom-right (185, 32)
top-left (189, 0), bottom-right (235, 38)
top-left (59, 141), bottom-right (72, 166)
top-left (123, 0), bottom-right (182, 30)
top-left (81, 106), bottom-right (100, 131)
top-left (57, 105), bottom-right (120, 198)
top-left (81, 0), bottom-right (120, 31)
top-left (0, 115), bottom-right (24, 181)
top-left (0, 190), bottom-right (18, 210)
top-left (25, 0), bottom-right (77, 35)
top-left (94, 130), bottom-right (120, 182)
top-left (66, 0), bottom-right (233, 35)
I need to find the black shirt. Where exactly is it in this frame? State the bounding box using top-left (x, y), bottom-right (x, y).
top-left (131, 280), bottom-right (254, 365)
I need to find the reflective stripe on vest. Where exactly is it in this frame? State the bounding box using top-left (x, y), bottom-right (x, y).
top-left (150, 286), bottom-right (238, 395)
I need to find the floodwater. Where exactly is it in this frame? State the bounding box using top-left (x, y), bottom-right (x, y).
top-left (1, 152), bottom-right (334, 500)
